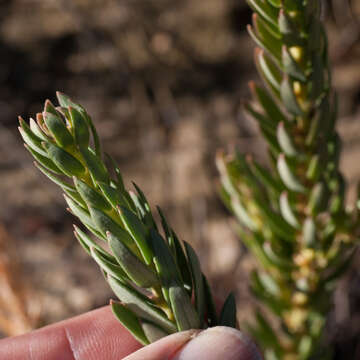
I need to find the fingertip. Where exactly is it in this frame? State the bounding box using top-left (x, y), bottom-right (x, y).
top-left (123, 330), bottom-right (199, 360)
top-left (172, 326), bottom-right (263, 360)
top-left (0, 306), bottom-right (142, 360)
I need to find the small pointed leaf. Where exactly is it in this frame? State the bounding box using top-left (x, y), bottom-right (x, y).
top-left (42, 141), bottom-right (85, 177)
top-left (43, 111), bottom-right (74, 148)
top-left (111, 302), bottom-right (149, 346)
top-left (108, 231), bottom-right (159, 288)
top-left (276, 122), bottom-right (299, 157)
top-left (279, 191), bottom-right (300, 228)
top-left (169, 284), bottom-right (201, 331)
top-left (19, 118), bottom-right (49, 156)
top-left (184, 242), bottom-right (205, 325)
top-left (108, 275), bottom-right (177, 333)
top-left (141, 321), bottom-right (169, 343)
top-left (282, 46), bottom-right (306, 82)
top-left (219, 293), bottom-right (237, 328)
top-left (89, 206), bottom-right (134, 248)
top-left (74, 178), bottom-right (111, 211)
top-left (80, 147), bottom-right (109, 184)
top-left (280, 76), bottom-right (303, 116)
top-left (277, 154), bottom-right (306, 193)
top-left (69, 107), bottom-right (90, 148)
top-left (91, 247), bottom-right (128, 281)
top-left (118, 206), bottom-right (153, 265)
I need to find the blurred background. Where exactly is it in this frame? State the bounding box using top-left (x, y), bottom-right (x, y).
top-left (0, 0), bottom-right (360, 357)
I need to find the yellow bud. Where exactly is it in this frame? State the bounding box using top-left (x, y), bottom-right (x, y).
top-left (289, 46), bottom-right (303, 63)
top-left (294, 249), bottom-right (315, 267)
top-left (284, 308), bottom-right (307, 333)
top-left (293, 81), bottom-right (302, 96)
top-left (292, 292), bottom-right (308, 306)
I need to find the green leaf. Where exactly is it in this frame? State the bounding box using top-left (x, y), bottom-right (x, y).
top-left (250, 271), bottom-right (288, 316)
top-left (64, 187), bottom-right (87, 208)
top-left (277, 154), bottom-right (306, 193)
top-left (157, 208), bottom-right (192, 293)
top-left (263, 242), bottom-right (294, 271)
top-left (91, 247), bottom-right (128, 281)
top-left (80, 147), bottom-right (110, 184)
top-left (157, 207), bottom-right (176, 253)
top-left (306, 97), bottom-right (330, 147)
top-left (19, 118), bottom-right (49, 156)
top-left (306, 155), bottom-right (321, 181)
top-left (42, 141), bottom-right (85, 177)
top-left (148, 229), bottom-right (181, 301)
top-left (98, 182), bottom-right (127, 209)
top-left (29, 118), bottom-right (48, 141)
top-left (238, 228), bottom-right (275, 269)
top-left (132, 183), bottom-right (158, 229)
top-left (267, 0), bottom-right (280, 7)
top-left (246, 0), bottom-right (279, 28)
top-left (249, 82), bottom-right (287, 124)
top-left (89, 206), bottom-right (134, 247)
top-left (69, 107), bottom-right (90, 148)
top-left (231, 197), bottom-right (258, 232)
top-left (73, 225), bottom-right (114, 261)
top-left (43, 111), bottom-right (74, 148)
top-left (309, 53), bottom-right (325, 100)
top-left (276, 122), bottom-right (299, 157)
top-left (106, 154), bottom-right (126, 191)
top-left (219, 293), bottom-right (237, 328)
top-left (25, 144), bottom-right (65, 174)
top-left (65, 195), bottom-right (94, 228)
top-left (172, 231), bottom-right (193, 294)
top-left (56, 92), bottom-right (101, 156)
top-left (203, 275), bottom-right (218, 327)
top-left (254, 49), bottom-right (281, 98)
top-left (111, 301), bottom-right (149, 346)
top-left (108, 275), bottom-right (177, 333)
top-left (282, 46), bottom-right (306, 82)
top-left (244, 102), bottom-right (276, 135)
top-left (247, 25), bottom-right (281, 65)
top-left (74, 178), bottom-right (111, 211)
top-left (260, 125), bottom-right (282, 155)
top-left (184, 242), bottom-right (205, 325)
top-left (278, 9), bottom-right (303, 45)
top-left (169, 284), bottom-right (201, 331)
top-left (257, 197), bottom-right (296, 242)
top-left (280, 75), bottom-right (303, 116)
top-left (118, 206), bottom-right (153, 265)
top-left (247, 157), bottom-right (283, 195)
top-left (141, 321), bottom-right (169, 343)
top-left (303, 218), bottom-right (317, 247)
top-left (44, 99), bottom-right (59, 116)
top-left (257, 272), bottom-right (281, 297)
top-left (253, 11), bottom-right (281, 41)
top-left (56, 92), bottom-right (80, 109)
top-left (307, 182), bottom-right (327, 215)
top-left (108, 231), bottom-right (159, 288)
top-left (279, 191), bottom-right (300, 228)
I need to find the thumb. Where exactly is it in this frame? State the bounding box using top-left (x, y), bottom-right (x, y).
top-left (124, 326), bottom-right (263, 360)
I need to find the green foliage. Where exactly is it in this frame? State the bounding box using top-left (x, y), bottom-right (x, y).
top-left (19, 92), bottom-right (237, 344)
top-left (218, 1), bottom-right (359, 359)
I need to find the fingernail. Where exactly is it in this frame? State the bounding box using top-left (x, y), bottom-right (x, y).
top-left (172, 326), bottom-right (263, 360)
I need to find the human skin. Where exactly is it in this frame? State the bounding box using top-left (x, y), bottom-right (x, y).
top-left (0, 306), bottom-right (262, 360)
